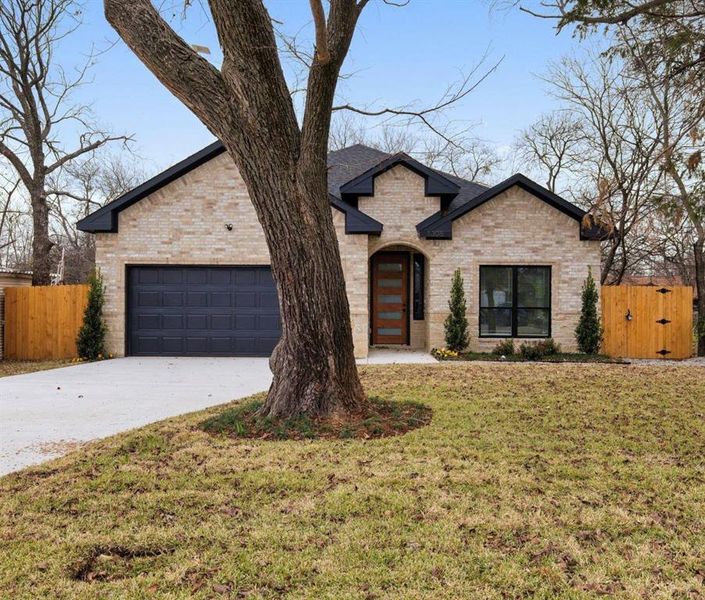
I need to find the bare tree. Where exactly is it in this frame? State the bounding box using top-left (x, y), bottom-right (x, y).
top-left (0, 0), bottom-right (130, 285)
top-left (514, 112), bottom-right (584, 193)
top-left (48, 153), bottom-right (147, 282)
top-left (545, 55), bottom-right (665, 283)
top-left (619, 23), bottom-right (705, 354)
top-left (104, 0), bottom-right (495, 418)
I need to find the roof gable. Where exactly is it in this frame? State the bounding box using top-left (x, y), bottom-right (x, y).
top-left (417, 173), bottom-right (609, 241)
top-left (77, 142), bottom-right (384, 235)
top-left (339, 152), bottom-right (460, 197)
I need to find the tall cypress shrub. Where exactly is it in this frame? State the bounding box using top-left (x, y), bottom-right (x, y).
top-left (77, 270), bottom-right (107, 360)
top-left (444, 268), bottom-right (469, 351)
top-left (575, 268), bottom-right (602, 354)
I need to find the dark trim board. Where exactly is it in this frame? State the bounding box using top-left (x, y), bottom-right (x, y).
top-left (125, 264), bottom-right (281, 357)
top-left (340, 152), bottom-right (460, 198)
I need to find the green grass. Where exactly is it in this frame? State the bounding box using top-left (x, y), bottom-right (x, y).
top-left (0, 359), bottom-right (72, 378)
top-left (1, 363), bottom-right (705, 598)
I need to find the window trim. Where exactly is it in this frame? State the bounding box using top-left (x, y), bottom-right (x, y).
top-left (479, 265), bottom-right (552, 338)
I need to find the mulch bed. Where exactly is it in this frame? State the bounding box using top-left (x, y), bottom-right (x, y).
top-left (199, 397), bottom-right (432, 441)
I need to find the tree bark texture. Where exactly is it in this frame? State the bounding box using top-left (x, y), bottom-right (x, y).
top-left (104, 0), bottom-right (367, 417)
top-left (694, 237), bottom-right (705, 357)
top-left (31, 191), bottom-right (53, 286)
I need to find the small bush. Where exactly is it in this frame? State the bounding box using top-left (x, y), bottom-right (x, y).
top-left (575, 268), bottom-right (602, 354)
top-left (535, 338), bottom-right (561, 356)
top-left (492, 339), bottom-right (515, 355)
top-left (76, 270), bottom-right (107, 360)
top-left (518, 342), bottom-right (544, 361)
top-left (444, 269), bottom-right (469, 351)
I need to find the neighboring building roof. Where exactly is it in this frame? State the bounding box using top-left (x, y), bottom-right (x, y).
top-left (76, 141), bottom-right (600, 241)
top-left (417, 173), bottom-right (611, 241)
top-left (0, 268), bottom-right (32, 277)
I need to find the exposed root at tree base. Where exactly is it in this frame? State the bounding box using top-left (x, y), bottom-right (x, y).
top-left (199, 396), bottom-right (432, 440)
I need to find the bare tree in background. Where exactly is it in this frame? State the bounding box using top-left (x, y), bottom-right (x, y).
top-left (514, 112), bottom-right (584, 193)
top-left (544, 55), bottom-right (665, 284)
top-left (48, 153), bottom-right (147, 282)
top-left (104, 0), bottom-right (497, 419)
top-left (0, 0), bottom-right (129, 285)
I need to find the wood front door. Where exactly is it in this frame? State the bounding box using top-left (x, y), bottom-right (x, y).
top-left (371, 252), bottom-right (409, 345)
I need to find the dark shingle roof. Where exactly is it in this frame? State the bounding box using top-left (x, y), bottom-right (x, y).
top-left (326, 144), bottom-right (390, 197)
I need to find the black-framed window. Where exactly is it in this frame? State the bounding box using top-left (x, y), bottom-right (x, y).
top-left (479, 266), bottom-right (551, 337)
top-left (413, 254), bottom-right (424, 320)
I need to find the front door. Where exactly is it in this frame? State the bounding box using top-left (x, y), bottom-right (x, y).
top-left (371, 252), bottom-right (409, 345)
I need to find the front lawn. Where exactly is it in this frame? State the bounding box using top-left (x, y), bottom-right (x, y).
top-left (1, 363), bottom-right (704, 598)
top-left (0, 359), bottom-right (72, 378)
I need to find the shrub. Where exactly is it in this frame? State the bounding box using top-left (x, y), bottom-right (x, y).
top-left (518, 342), bottom-right (544, 361)
top-left (444, 268), bottom-right (469, 351)
top-left (535, 338), bottom-right (561, 356)
top-left (575, 268), bottom-right (602, 354)
top-left (492, 339), bottom-right (515, 355)
top-left (76, 270), bottom-right (107, 360)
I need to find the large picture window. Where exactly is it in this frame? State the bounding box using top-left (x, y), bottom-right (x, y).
top-left (479, 266), bottom-right (551, 337)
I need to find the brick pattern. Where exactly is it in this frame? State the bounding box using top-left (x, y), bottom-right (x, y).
top-left (95, 155), bottom-right (600, 358)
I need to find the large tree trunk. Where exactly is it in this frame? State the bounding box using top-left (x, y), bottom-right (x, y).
top-left (694, 237), bottom-right (705, 357)
top-left (31, 192), bottom-right (53, 286)
top-left (224, 133), bottom-right (366, 418)
top-left (104, 0), bottom-right (368, 419)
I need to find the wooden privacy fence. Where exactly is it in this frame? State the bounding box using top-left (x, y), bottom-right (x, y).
top-left (602, 285), bottom-right (694, 359)
top-left (3, 284), bottom-right (89, 360)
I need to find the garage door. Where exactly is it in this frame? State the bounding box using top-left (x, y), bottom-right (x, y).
top-left (127, 266), bottom-right (281, 356)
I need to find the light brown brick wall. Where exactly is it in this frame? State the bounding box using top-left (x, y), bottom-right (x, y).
top-left (363, 165), bottom-right (601, 353)
top-left (94, 155), bottom-right (600, 358)
top-left (95, 153), bottom-right (371, 357)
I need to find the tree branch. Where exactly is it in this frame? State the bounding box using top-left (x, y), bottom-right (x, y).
top-left (104, 0), bottom-right (233, 138)
top-left (309, 0), bottom-right (331, 65)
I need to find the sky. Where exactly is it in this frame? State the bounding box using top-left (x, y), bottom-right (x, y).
top-left (63, 1), bottom-right (583, 179)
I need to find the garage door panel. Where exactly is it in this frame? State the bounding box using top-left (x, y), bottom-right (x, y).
top-left (186, 314), bottom-right (208, 329)
top-left (163, 292), bottom-right (184, 306)
top-left (162, 314), bottom-right (184, 329)
top-left (186, 269), bottom-right (208, 285)
top-left (128, 266), bottom-right (281, 356)
top-left (162, 337), bottom-right (184, 353)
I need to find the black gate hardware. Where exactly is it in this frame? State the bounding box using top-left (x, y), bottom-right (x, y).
top-left (656, 318), bottom-right (671, 325)
top-left (657, 349), bottom-right (672, 356)
top-left (656, 288), bottom-right (672, 294)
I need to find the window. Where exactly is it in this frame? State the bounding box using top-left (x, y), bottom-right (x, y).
top-left (479, 266), bottom-right (551, 337)
top-left (413, 254), bottom-right (424, 320)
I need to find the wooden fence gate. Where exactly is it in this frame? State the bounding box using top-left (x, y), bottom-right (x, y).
top-left (602, 285), bottom-right (693, 359)
top-left (3, 284), bottom-right (89, 360)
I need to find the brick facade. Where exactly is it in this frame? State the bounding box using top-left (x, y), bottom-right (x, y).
top-left (95, 155), bottom-right (601, 358)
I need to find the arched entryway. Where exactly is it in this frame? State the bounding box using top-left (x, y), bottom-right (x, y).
top-left (369, 244), bottom-right (428, 348)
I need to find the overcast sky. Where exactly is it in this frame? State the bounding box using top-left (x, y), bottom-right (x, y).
top-left (63, 1), bottom-right (584, 180)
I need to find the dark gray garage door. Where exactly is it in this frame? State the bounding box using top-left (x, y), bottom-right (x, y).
top-left (127, 266), bottom-right (280, 356)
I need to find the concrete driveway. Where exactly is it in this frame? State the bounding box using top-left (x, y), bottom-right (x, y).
top-left (0, 357), bottom-right (272, 476)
